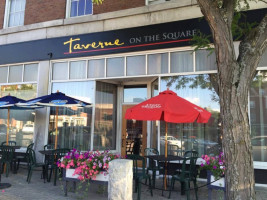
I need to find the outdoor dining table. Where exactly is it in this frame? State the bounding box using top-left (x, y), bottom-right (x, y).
top-left (145, 155), bottom-right (185, 195)
top-left (0, 146), bottom-right (22, 150)
top-left (39, 150), bottom-right (54, 155)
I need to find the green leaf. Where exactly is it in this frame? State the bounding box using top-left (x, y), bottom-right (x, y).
top-left (92, 0), bottom-right (104, 5)
top-left (190, 31), bottom-right (214, 54)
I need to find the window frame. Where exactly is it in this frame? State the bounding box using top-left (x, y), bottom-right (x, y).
top-left (3, 0), bottom-right (26, 28)
top-left (65, 0), bottom-right (93, 18)
top-left (0, 62), bottom-right (39, 84)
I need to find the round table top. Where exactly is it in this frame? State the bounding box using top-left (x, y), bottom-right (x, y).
top-left (0, 145), bottom-right (21, 149)
top-left (39, 150), bottom-right (53, 155)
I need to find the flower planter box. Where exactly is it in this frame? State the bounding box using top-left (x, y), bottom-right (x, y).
top-left (65, 169), bottom-right (79, 179)
top-left (207, 170), bottom-right (225, 189)
top-left (207, 171), bottom-right (226, 200)
top-left (210, 173), bottom-right (225, 188)
top-left (65, 168), bottom-right (109, 182)
top-left (63, 168), bottom-right (109, 196)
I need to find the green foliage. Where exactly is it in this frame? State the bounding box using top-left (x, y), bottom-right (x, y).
top-left (190, 31), bottom-right (214, 54)
top-left (92, 0), bottom-right (104, 5)
top-left (232, 12), bottom-right (258, 40)
top-left (191, 9), bottom-right (258, 51)
top-left (162, 74), bottom-right (219, 103)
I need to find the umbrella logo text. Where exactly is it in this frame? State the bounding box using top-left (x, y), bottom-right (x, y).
top-left (50, 100), bottom-right (68, 105)
top-left (194, 107), bottom-right (204, 112)
top-left (141, 104), bottom-right (161, 109)
top-left (0, 101), bottom-right (9, 106)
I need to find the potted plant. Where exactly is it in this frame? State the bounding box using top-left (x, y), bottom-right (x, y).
top-left (200, 152), bottom-right (225, 188)
top-left (58, 149), bottom-right (120, 181)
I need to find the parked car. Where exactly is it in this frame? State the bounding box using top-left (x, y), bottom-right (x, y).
top-left (251, 136), bottom-right (267, 162)
top-left (0, 124), bottom-right (7, 135)
top-left (183, 138), bottom-right (219, 155)
top-left (160, 136), bottom-right (184, 148)
top-left (22, 124), bottom-right (34, 134)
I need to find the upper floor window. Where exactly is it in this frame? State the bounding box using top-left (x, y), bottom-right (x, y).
top-left (4, 0), bottom-right (26, 28)
top-left (66, 0), bottom-right (93, 18)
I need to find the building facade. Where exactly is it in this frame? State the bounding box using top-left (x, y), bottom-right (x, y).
top-left (0, 0), bottom-right (267, 184)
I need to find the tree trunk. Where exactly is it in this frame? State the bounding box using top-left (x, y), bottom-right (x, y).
top-left (219, 60), bottom-right (255, 200)
top-left (195, 0), bottom-right (267, 199)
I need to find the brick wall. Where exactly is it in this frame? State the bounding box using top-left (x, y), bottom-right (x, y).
top-left (94, 0), bottom-right (145, 15)
top-left (0, 0), bottom-right (145, 29)
top-left (24, 0), bottom-right (66, 25)
top-left (0, 0), bottom-right (6, 29)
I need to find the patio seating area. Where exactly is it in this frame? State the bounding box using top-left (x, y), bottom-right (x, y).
top-left (0, 166), bottom-right (267, 200)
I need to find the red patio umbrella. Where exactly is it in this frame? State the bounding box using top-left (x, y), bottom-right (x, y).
top-left (125, 89), bottom-right (211, 189)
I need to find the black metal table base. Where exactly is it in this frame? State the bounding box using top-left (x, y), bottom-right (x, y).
top-left (0, 183), bottom-right (11, 189)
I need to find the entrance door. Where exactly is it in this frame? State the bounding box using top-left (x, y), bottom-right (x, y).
top-left (121, 105), bottom-right (147, 158)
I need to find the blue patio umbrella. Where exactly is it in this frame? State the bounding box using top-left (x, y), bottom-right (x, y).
top-left (17, 91), bottom-right (91, 149)
top-left (0, 95), bottom-right (26, 144)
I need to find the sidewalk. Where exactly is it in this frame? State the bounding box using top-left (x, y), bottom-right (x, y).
top-left (0, 167), bottom-right (266, 200)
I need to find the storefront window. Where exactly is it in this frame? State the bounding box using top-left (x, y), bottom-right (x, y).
top-left (171, 51), bottom-right (193, 73)
top-left (196, 50), bottom-right (217, 71)
top-left (106, 57), bottom-right (124, 77)
top-left (250, 71), bottom-right (267, 162)
top-left (126, 55), bottom-right (146, 76)
top-left (160, 75), bottom-right (221, 156)
top-left (124, 85), bottom-right (147, 103)
top-left (148, 53), bottom-right (168, 75)
top-left (9, 65), bottom-right (23, 83)
top-left (24, 64), bottom-right (38, 82)
top-left (52, 62), bottom-right (68, 80)
top-left (70, 61), bottom-right (86, 80)
top-left (88, 59), bottom-right (105, 78)
top-left (49, 81), bottom-right (94, 151)
top-left (94, 82), bottom-right (117, 150)
top-left (0, 67), bottom-right (8, 83)
top-left (0, 84), bottom-right (37, 147)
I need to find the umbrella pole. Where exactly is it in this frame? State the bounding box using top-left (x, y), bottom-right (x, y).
top-left (54, 107), bottom-right (59, 150)
top-left (164, 121), bottom-right (168, 190)
top-left (4, 107), bottom-right (10, 173)
top-left (6, 107), bottom-right (10, 145)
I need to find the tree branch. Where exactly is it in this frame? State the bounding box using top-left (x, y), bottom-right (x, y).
top-left (196, 0), bottom-right (236, 81)
top-left (222, 0), bottom-right (236, 26)
top-left (238, 14), bottom-right (267, 82)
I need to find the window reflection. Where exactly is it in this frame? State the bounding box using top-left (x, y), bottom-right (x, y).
top-left (124, 86), bottom-right (147, 103)
top-left (48, 107), bottom-right (92, 151)
top-left (94, 82), bottom-right (117, 150)
top-left (250, 71), bottom-right (267, 162)
top-left (160, 75), bottom-right (221, 156)
top-left (50, 81), bottom-right (94, 151)
top-left (0, 84), bottom-right (37, 147)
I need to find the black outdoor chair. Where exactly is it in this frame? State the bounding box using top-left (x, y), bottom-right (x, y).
top-left (168, 156), bottom-right (199, 200)
top-left (1, 141), bottom-right (16, 146)
top-left (16, 143), bottom-right (34, 171)
top-left (184, 150), bottom-right (199, 158)
top-left (44, 144), bottom-right (60, 150)
top-left (26, 148), bottom-right (47, 183)
top-left (127, 154), bottom-right (153, 200)
top-left (144, 148), bottom-right (163, 188)
top-left (0, 145), bottom-right (17, 177)
top-left (47, 148), bottom-right (70, 186)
